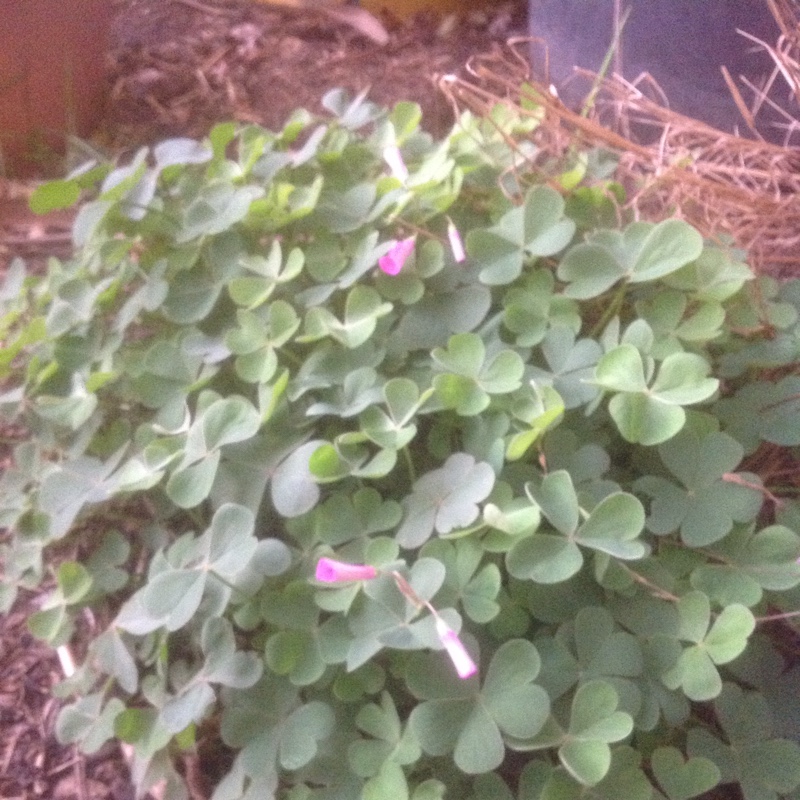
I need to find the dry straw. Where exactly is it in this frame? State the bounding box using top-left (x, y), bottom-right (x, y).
top-left (441, 0), bottom-right (800, 277)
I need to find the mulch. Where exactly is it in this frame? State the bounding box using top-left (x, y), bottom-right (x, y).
top-left (0, 1), bottom-right (525, 797)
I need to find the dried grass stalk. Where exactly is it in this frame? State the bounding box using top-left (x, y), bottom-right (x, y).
top-left (441, 5), bottom-right (800, 277)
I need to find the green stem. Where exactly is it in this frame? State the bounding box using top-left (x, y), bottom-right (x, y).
top-left (590, 282), bottom-right (628, 339)
top-left (401, 446), bottom-right (416, 484)
top-left (208, 569), bottom-right (249, 600)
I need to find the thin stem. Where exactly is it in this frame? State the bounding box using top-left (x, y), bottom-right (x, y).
top-left (722, 472), bottom-right (783, 507)
top-left (390, 570), bottom-right (425, 613)
top-left (401, 446), bottom-right (417, 484)
top-left (619, 563), bottom-right (680, 602)
top-left (755, 609), bottom-right (800, 623)
top-left (208, 568), bottom-right (249, 600)
top-left (590, 282), bottom-right (628, 339)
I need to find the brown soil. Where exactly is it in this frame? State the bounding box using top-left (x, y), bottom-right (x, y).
top-left (0, 1), bottom-right (525, 797)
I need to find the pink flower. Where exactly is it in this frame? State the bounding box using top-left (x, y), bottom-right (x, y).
top-left (379, 237), bottom-right (415, 276)
top-left (434, 617), bottom-right (477, 679)
top-left (447, 220), bottom-right (466, 263)
top-left (315, 558), bottom-right (378, 583)
top-left (383, 145), bottom-right (409, 182)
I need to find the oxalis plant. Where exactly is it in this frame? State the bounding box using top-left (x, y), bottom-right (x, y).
top-left (3, 87), bottom-right (800, 800)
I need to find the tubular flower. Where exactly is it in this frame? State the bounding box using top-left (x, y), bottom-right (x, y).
top-left (379, 236), bottom-right (415, 276)
top-left (447, 220), bottom-right (466, 263)
top-left (383, 144), bottom-right (409, 181)
top-left (315, 558), bottom-right (378, 583)
top-left (434, 617), bottom-right (478, 679)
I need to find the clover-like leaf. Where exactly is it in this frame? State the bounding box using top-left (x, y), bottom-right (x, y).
top-left (396, 453), bottom-right (495, 548)
top-left (529, 326), bottom-right (602, 410)
top-left (506, 533), bottom-right (583, 584)
top-left (559, 681), bottom-right (634, 786)
top-left (558, 220), bottom-right (702, 299)
top-left (390, 284), bottom-right (492, 353)
top-left (637, 431), bottom-right (763, 546)
top-left (519, 746), bottom-right (653, 800)
top-left (502, 269), bottom-right (581, 348)
top-left (663, 592), bottom-right (755, 701)
top-left (307, 366), bottom-right (383, 418)
top-left (359, 378), bottom-right (432, 450)
top-left (90, 628), bottom-right (138, 695)
top-left (221, 675), bottom-right (334, 785)
top-left (467, 186), bottom-right (575, 285)
top-left (651, 746), bottom-right (721, 800)
top-left (315, 488), bottom-right (403, 546)
top-left (55, 693), bottom-right (126, 754)
top-left (409, 639), bottom-right (550, 774)
top-left (688, 683), bottom-right (800, 800)
top-left (201, 396), bottom-right (262, 451)
top-left (596, 346), bottom-right (718, 445)
top-left (711, 524), bottom-right (800, 592)
top-left (140, 568), bottom-right (207, 632)
top-left (636, 290), bottom-right (726, 357)
top-left (199, 617), bottom-right (263, 688)
top-left (506, 383), bottom-right (565, 462)
top-left (432, 333), bottom-right (523, 416)
top-left (345, 562), bottom-right (450, 670)
top-left (303, 285), bottom-right (393, 348)
top-left (349, 691), bottom-right (420, 787)
top-left (421, 539), bottom-right (501, 624)
top-left (574, 492), bottom-right (647, 560)
top-left (271, 440), bottom-right (324, 518)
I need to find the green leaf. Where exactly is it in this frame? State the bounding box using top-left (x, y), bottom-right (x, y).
top-left (526, 470), bottom-right (580, 536)
top-left (166, 450), bottom-right (220, 509)
top-left (363, 762), bottom-right (409, 800)
top-left (506, 533), bottom-right (583, 584)
top-left (594, 345), bottom-right (649, 393)
top-left (651, 746), bottom-right (721, 800)
top-left (409, 639), bottom-right (548, 774)
top-left (558, 242), bottom-right (624, 299)
top-left (560, 739), bottom-right (613, 787)
top-left (638, 431), bottom-right (762, 545)
top-left (201, 617), bottom-right (263, 688)
top-left (91, 628), bottom-right (138, 694)
top-left (567, 681), bottom-right (633, 742)
top-left (558, 220), bottom-right (702, 298)
top-left (303, 286), bottom-right (392, 348)
top-left (574, 492), bottom-right (647, 560)
top-left (469, 186), bottom-right (575, 285)
top-left (529, 327), bottom-right (601, 409)
top-left (630, 219), bottom-right (704, 283)
top-left (28, 605), bottom-right (70, 644)
top-left (704, 604), bottom-right (755, 664)
top-left (432, 333), bottom-right (523, 415)
top-left (207, 503), bottom-right (258, 579)
top-left (56, 695), bottom-right (126, 755)
top-left (271, 441), bottom-right (323, 518)
top-left (57, 560), bottom-right (93, 603)
top-left (600, 349), bottom-right (719, 445)
top-left (396, 454), bottom-right (495, 547)
top-left (559, 681), bottom-right (633, 786)
top-left (202, 396), bottom-right (262, 451)
top-left (30, 179), bottom-right (81, 214)
top-left (688, 684), bottom-right (800, 800)
top-left (140, 569), bottom-right (207, 631)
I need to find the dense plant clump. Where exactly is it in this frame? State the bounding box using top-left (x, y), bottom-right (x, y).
top-left (4, 88), bottom-right (800, 800)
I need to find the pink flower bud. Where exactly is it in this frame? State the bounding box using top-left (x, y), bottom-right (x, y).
top-left (315, 558), bottom-right (378, 583)
top-left (383, 145), bottom-right (409, 182)
top-left (447, 221), bottom-right (466, 263)
top-left (379, 236), bottom-right (415, 276)
top-left (434, 617), bottom-right (477, 679)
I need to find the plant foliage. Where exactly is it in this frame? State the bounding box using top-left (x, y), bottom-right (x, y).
top-left (3, 89), bottom-right (800, 799)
